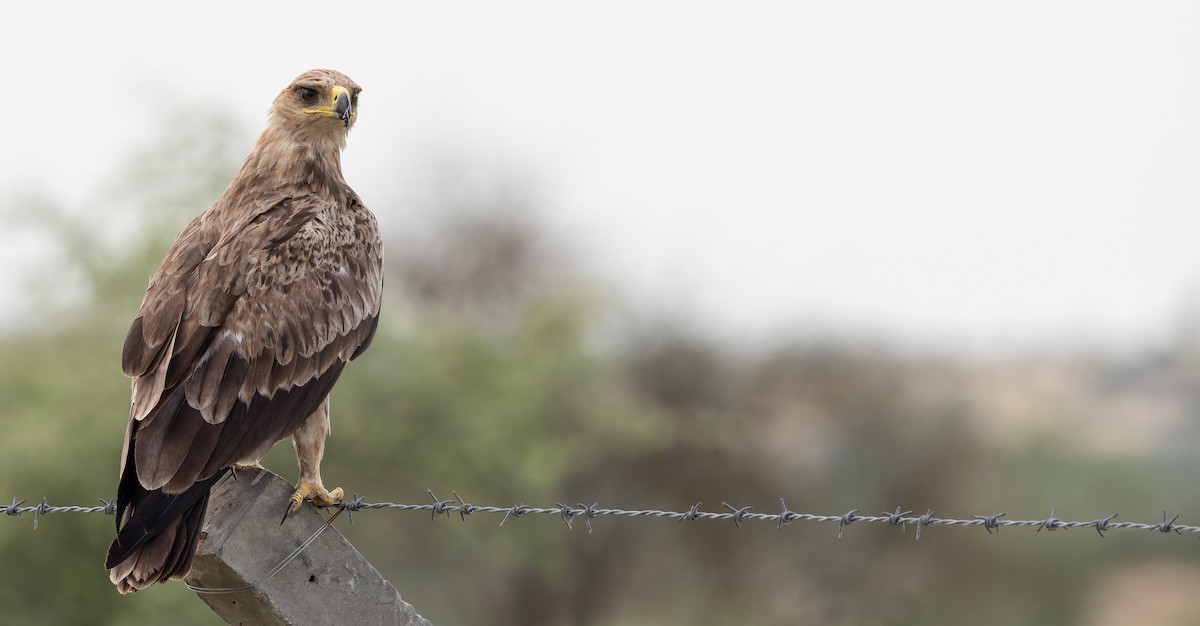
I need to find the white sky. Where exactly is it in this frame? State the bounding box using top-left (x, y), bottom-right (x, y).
top-left (2, 1), bottom-right (1199, 352)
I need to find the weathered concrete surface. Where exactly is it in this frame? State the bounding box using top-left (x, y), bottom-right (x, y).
top-left (186, 469), bottom-right (431, 626)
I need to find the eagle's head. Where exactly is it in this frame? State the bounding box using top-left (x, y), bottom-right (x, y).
top-left (270, 69), bottom-right (362, 145)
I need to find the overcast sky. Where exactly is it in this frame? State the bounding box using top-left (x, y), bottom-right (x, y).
top-left (2, 1), bottom-right (1199, 352)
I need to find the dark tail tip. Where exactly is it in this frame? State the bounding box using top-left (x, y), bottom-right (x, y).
top-left (106, 470), bottom-right (226, 593)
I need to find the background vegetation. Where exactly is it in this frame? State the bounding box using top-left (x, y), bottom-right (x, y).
top-left (3, 112), bottom-right (1200, 625)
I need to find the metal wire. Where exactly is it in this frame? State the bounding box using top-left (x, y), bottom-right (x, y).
top-left (5, 492), bottom-right (1197, 539)
top-left (185, 506), bottom-right (346, 595)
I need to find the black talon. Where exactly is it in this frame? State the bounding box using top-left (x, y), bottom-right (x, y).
top-left (280, 498), bottom-right (301, 525)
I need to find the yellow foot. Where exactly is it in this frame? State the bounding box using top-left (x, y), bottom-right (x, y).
top-left (281, 481), bottom-right (344, 523)
top-left (234, 461), bottom-right (264, 470)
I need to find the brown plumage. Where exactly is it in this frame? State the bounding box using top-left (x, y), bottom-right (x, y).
top-left (106, 69), bottom-right (383, 594)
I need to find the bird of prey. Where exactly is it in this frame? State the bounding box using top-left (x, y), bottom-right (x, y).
top-left (105, 69), bottom-right (383, 594)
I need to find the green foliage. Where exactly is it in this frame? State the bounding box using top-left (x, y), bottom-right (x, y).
top-left (3, 111), bottom-right (1200, 625)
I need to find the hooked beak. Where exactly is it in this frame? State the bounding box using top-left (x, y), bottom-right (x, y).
top-left (303, 86), bottom-right (353, 128)
top-left (333, 89), bottom-right (352, 128)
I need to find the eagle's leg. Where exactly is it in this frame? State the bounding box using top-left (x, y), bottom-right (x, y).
top-left (282, 398), bottom-right (344, 522)
top-left (234, 461), bottom-right (264, 470)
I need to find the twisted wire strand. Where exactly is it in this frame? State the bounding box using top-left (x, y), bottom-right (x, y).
top-left (5, 493), bottom-right (1195, 538)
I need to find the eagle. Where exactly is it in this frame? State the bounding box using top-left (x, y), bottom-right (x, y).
top-left (105, 69), bottom-right (383, 594)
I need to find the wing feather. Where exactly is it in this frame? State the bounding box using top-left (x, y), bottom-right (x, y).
top-left (123, 194), bottom-right (383, 492)
top-left (163, 413), bottom-right (225, 493)
top-left (122, 216), bottom-right (212, 378)
top-left (136, 388), bottom-right (200, 488)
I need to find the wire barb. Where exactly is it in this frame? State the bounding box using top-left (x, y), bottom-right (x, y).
top-left (1036, 507), bottom-right (1063, 533)
top-left (777, 499), bottom-right (799, 529)
top-left (914, 509), bottom-right (936, 541)
top-left (973, 512), bottom-right (1005, 534)
top-left (32, 496), bottom-right (49, 525)
top-left (578, 502), bottom-right (598, 533)
top-left (4, 498), bottom-right (26, 520)
top-left (884, 507), bottom-right (912, 530)
top-left (678, 501), bottom-right (703, 523)
top-left (1090, 513), bottom-right (1117, 538)
top-left (500, 503), bottom-right (529, 527)
top-left (722, 502), bottom-right (752, 529)
top-left (426, 489), bottom-right (455, 522)
top-left (452, 491), bottom-right (474, 522)
top-left (556, 503), bottom-right (576, 529)
top-left (337, 495), bottom-right (364, 525)
top-left (1155, 510), bottom-right (1181, 535)
top-left (837, 509), bottom-right (858, 539)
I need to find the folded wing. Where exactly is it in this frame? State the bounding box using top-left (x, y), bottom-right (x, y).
top-left (118, 196), bottom-right (382, 501)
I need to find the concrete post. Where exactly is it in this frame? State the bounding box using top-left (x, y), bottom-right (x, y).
top-left (185, 469), bottom-right (430, 626)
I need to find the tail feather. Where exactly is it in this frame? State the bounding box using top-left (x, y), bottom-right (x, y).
top-left (106, 423), bottom-right (228, 594)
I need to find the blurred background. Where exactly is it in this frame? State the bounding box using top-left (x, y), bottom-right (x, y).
top-left (3, 2), bottom-right (1200, 624)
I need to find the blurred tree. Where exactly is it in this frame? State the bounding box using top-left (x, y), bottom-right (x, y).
top-left (0, 108), bottom-right (245, 625)
top-left (4, 107), bottom-right (1200, 626)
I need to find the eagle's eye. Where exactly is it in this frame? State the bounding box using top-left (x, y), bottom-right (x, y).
top-left (296, 87), bottom-right (318, 103)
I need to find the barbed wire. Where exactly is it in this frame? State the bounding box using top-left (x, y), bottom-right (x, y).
top-left (4, 492), bottom-right (1198, 539)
